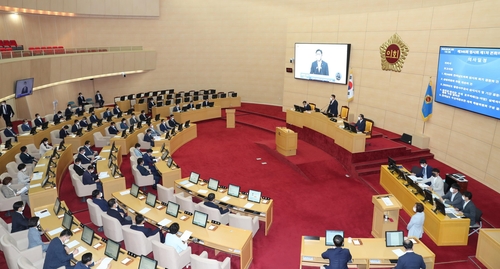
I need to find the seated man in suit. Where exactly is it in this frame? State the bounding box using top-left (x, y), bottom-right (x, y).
top-left (59, 125), bottom-right (70, 140)
top-left (77, 147), bottom-right (95, 165)
top-left (107, 198), bottom-right (133, 225)
top-left (74, 252), bottom-right (108, 269)
top-left (119, 118), bottom-right (129, 130)
top-left (20, 146), bottom-right (38, 164)
top-left (4, 124), bottom-right (18, 142)
top-left (112, 104), bottom-right (121, 115)
top-left (82, 165), bottom-right (102, 193)
top-left (11, 201), bottom-right (29, 233)
top-left (129, 113), bottom-right (138, 126)
top-left (395, 239), bottom-right (426, 269)
top-left (143, 129), bottom-right (155, 147)
top-left (131, 143), bottom-right (143, 158)
top-left (321, 235), bottom-right (352, 269)
top-left (167, 115), bottom-right (179, 128)
top-left (302, 101), bottom-right (311, 111)
top-left (91, 189), bottom-right (109, 211)
top-left (172, 103), bottom-right (182, 112)
top-left (159, 118), bottom-right (171, 133)
top-left (147, 97), bottom-right (156, 111)
top-left (77, 92), bottom-right (88, 107)
top-left (53, 111), bottom-right (64, 124)
top-left (204, 193), bottom-right (229, 214)
top-left (103, 108), bottom-right (113, 119)
top-left (71, 119), bottom-right (81, 133)
top-left (148, 123), bottom-right (160, 137)
top-left (131, 214), bottom-right (165, 243)
top-left (95, 91), bottom-right (105, 107)
top-left (201, 99), bottom-right (210, 107)
top-left (79, 117), bottom-right (89, 128)
top-left (355, 114), bottom-right (366, 132)
top-left (139, 110), bottom-right (149, 122)
top-left (137, 157), bottom-right (161, 189)
top-left (441, 183), bottom-right (464, 211)
top-left (185, 100), bottom-right (195, 110)
top-left (43, 229), bottom-right (78, 269)
top-left (83, 140), bottom-right (99, 157)
top-left (456, 191), bottom-right (481, 226)
top-left (89, 112), bottom-right (99, 124)
top-left (64, 104), bottom-right (73, 117)
top-left (73, 158), bottom-right (85, 176)
top-left (108, 122), bottom-right (119, 135)
top-left (412, 159), bottom-right (433, 184)
top-left (21, 119), bottom-right (31, 132)
top-left (34, 113), bottom-right (44, 127)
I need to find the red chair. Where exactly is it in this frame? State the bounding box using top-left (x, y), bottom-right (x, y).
top-left (0, 40), bottom-right (4, 47)
top-left (3, 40), bottom-right (11, 47)
top-left (0, 48), bottom-right (5, 51)
top-left (28, 47), bottom-right (35, 50)
top-left (57, 46), bottom-right (64, 49)
top-left (40, 46), bottom-right (47, 49)
top-left (5, 48), bottom-right (12, 51)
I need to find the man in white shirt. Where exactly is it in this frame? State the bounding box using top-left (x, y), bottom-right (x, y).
top-left (427, 168), bottom-right (444, 196)
top-left (164, 222), bottom-right (188, 253)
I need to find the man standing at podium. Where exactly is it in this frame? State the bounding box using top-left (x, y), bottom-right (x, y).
top-left (327, 94), bottom-right (338, 117)
top-left (395, 240), bottom-right (426, 269)
top-left (321, 235), bottom-right (351, 269)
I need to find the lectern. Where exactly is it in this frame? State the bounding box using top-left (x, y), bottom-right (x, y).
top-left (226, 109), bottom-right (235, 128)
top-left (371, 194), bottom-right (402, 238)
top-left (275, 127), bottom-right (297, 156)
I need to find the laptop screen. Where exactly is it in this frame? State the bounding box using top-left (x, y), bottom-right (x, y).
top-left (385, 231), bottom-right (404, 247)
top-left (325, 230), bottom-right (344, 246)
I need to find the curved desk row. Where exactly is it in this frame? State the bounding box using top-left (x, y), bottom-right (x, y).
top-left (113, 190), bottom-right (253, 269)
top-left (0, 142), bottom-right (22, 174)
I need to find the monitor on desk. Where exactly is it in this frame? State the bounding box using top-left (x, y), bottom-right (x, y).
top-left (189, 172), bottom-right (200, 184)
top-left (348, 123), bottom-right (357, 133)
top-left (388, 157), bottom-right (397, 170)
top-left (81, 225), bottom-right (94, 246)
top-left (343, 121), bottom-right (350, 130)
top-left (208, 178), bottom-right (219, 191)
top-left (161, 151), bottom-right (169, 161)
top-left (185, 120), bottom-right (190, 128)
top-left (41, 174), bottom-right (50, 188)
top-left (66, 115), bottom-right (72, 121)
top-left (385, 231), bottom-right (404, 247)
top-left (155, 114), bottom-right (160, 121)
top-left (192, 210), bottom-right (208, 228)
top-left (248, 189), bottom-right (262, 203)
top-left (166, 157), bottom-right (173, 168)
top-left (104, 239), bottom-right (121, 261)
top-left (4, 139), bottom-right (12, 150)
top-left (87, 124), bottom-right (93, 132)
top-left (423, 189), bottom-right (434, 205)
top-left (138, 255), bottom-right (157, 269)
top-left (53, 198), bottom-right (61, 215)
top-left (146, 193), bottom-right (157, 208)
top-left (228, 184), bottom-right (240, 198)
top-left (434, 198), bottom-right (446, 215)
top-left (325, 230), bottom-right (344, 246)
top-left (129, 125), bottom-right (134, 133)
top-left (76, 128), bottom-right (83, 136)
top-left (130, 183), bottom-right (140, 198)
top-left (42, 122), bottom-right (49, 130)
top-left (62, 213), bottom-right (73, 229)
top-left (166, 201), bottom-right (180, 218)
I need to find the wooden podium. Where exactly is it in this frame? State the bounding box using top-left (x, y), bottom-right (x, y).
top-left (226, 109), bottom-right (235, 128)
top-left (275, 127), bottom-right (297, 156)
top-left (371, 194), bottom-right (402, 238)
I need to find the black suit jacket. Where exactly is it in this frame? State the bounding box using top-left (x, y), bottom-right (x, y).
top-left (204, 201), bottom-right (229, 214)
top-left (65, 107), bottom-right (73, 116)
top-left (73, 164), bottom-right (85, 176)
top-left (20, 152), bottom-right (35, 164)
top-left (78, 96), bottom-right (86, 106)
top-left (34, 118), bottom-right (44, 127)
top-left (321, 247), bottom-right (352, 269)
top-left (107, 208), bottom-right (132, 225)
top-left (95, 93), bottom-right (103, 101)
top-left (462, 200), bottom-right (480, 226)
top-left (0, 104), bottom-right (14, 117)
top-left (327, 100), bottom-right (338, 116)
top-left (395, 252), bottom-right (426, 269)
top-left (59, 129), bottom-right (69, 139)
top-left (12, 212), bottom-right (29, 233)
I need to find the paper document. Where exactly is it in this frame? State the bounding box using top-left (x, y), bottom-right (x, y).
top-left (139, 208), bottom-right (151, 214)
top-left (152, 151), bottom-right (159, 154)
top-left (66, 240), bottom-right (79, 248)
top-left (101, 150), bottom-right (110, 152)
top-left (121, 258), bottom-right (131, 264)
top-left (96, 258), bottom-right (113, 269)
top-left (180, 230), bottom-right (192, 242)
top-left (392, 249), bottom-right (405, 257)
top-left (445, 208), bottom-right (457, 214)
top-left (153, 137), bottom-right (161, 141)
top-left (32, 173), bottom-right (43, 180)
top-left (73, 246), bottom-right (87, 257)
top-left (381, 197), bottom-right (393, 206)
top-left (48, 227), bottom-right (64, 236)
top-left (98, 172), bottom-right (109, 178)
top-left (408, 175), bottom-right (420, 182)
top-left (120, 190), bottom-right (130, 195)
top-left (243, 202), bottom-right (254, 209)
top-left (370, 260), bottom-right (381, 264)
top-left (158, 218), bottom-right (172, 226)
top-left (179, 180), bottom-right (189, 185)
top-left (34, 210), bottom-right (51, 218)
top-left (302, 256), bottom-right (314, 261)
top-left (184, 183), bottom-right (194, 188)
top-left (35, 163), bottom-right (46, 168)
top-left (220, 196), bottom-right (231, 202)
top-left (197, 189), bottom-right (208, 194)
top-left (17, 186), bottom-right (28, 195)
top-left (30, 183), bottom-right (41, 189)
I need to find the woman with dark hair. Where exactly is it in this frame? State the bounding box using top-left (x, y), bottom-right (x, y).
top-left (39, 137), bottom-right (53, 156)
top-left (1, 177), bottom-right (19, 198)
top-left (407, 202), bottom-right (425, 238)
top-left (163, 222), bottom-right (188, 253)
top-left (28, 216), bottom-right (49, 252)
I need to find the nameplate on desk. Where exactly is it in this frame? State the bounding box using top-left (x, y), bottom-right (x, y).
top-left (197, 189), bottom-right (208, 194)
top-left (120, 190), bottom-right (130, 195)
top-left (34, 209), bottom-right (51, 218)
top-left (30, 183), bottom-right (41, 189)
top-left (101, 150), bottom-right (111, 152)
top-left (139, 208), bottom-right (151, 214)
top-left (158, 218), bottom-right (172, 226)
top-left (208, 225), bottom-right (218, 231)
top-left (48, 227), bottom-right (64, 236)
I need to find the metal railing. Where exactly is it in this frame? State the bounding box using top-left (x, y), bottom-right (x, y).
top-left (0, 46), bottom-right (143, 60)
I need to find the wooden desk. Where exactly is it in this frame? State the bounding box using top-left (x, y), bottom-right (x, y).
top-left (34, 201), bottom-right (149, 269)
top-left (113, 190), bottom-right (253, 269)
top-left (97, 146), bottom-right (126, 200)
top-left (476, 229), bottom-right (500, 269)
top-left (153, 124), bottom-right (197, 154)
top-left (64, 124), bottom-right (107, 154)
top-left (173, 106), bottom-right (221, 123)
top-left (0, 142), bottom-right (22, 174)
top-left (275, 127), bottom-right (297, 156)
top-left (110, 124), bottom-right (150, 155)
top-left (28, 144), bottom-right (73, 215)
top-left (150, 147), bottom-right (182, 188)
top-left (299, 236), bottom-right (435, 269)
top-left (371, 195), bottom-right (402, 238)
top-left (379, 165), bottom-right (470, 246)
top-left (134, 102), bottom-right (148, 113)
top-left (174, 178), bottom-right (274, 236)
top-left (116, 100), bottom-right (131, 111)
top-left (286, 110), bottom-right (366, 153)
top-left (151, 106), bottom-right (172, 118)
top-left (213, 96), bottom-right (241, 108)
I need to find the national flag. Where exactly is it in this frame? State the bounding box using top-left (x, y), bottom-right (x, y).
top-left (421, 81), bottom-right (433, 121)
top-left (347, 73), bottom-right (354, 102)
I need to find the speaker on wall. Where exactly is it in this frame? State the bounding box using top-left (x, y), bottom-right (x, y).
top-left (400, 133), bottom-right (412, 144)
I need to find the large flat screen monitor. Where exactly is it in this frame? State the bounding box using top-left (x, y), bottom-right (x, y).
top-left (145, 193), bottom-right (157, 208)
top-left (62, 213), bottom-right (73, 229)
top-left (207, 178), bottom-right (219, 191)
top-left (325, 230), bottom-right (344, 246)
top-left (435, 46), bottom-right (500, 120)
top-left (130, 184), bottom-right (140, 198)
top-left (104, 239), bottom-right (121, 261)
top-left (192, 210), bottom-right (208, 228)
top-left (189, 172), bottom-right (200, 184)
top-left (81, 225), bottom-right (94, 246)
top-left (166, 201), bottom-right (180, 218)
top-left (385, 231), bottom-right (404, 247)
top-left (53, 198), bottom-right (61, 215)
top-left (247, 189), bottom-right (262, 203)
top-left (14, 78), bottom-right (34, 98)
top-left (227, 184), bottom-right (240, 198)
top-left (138, 255), bottom-right (158, 269)
top-left (294, 43), bottom-right (351, 84)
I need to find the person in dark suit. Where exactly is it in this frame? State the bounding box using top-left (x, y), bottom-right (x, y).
top-left (148, 98), bottom-right (156, 110)
top-left (131, 214), bottom-right (165, 243)
top-left (119, 118), bottom-right (128, 130)
top-left (441, 183), bottom-right (464, 211)
top-left (73, 158), bottom-right (85, 176)
top-left (79, 117), bottom-right (89, 128)
top-left (302, 101), bottom-right (311, 111)
top-left (159, 119), bottom-right (170, 133)
top-left (91, 189), bottom-right (109, 211)
top-left (77, 147), bottom-right (95, 165)
top-left (321, 235), bottom-right (352, 269)
top-left (34, 113), bottom-right (44, 127)
top-left (456, 191), bottom-right (481, 226)
top-left (129, 113), bottom-right (138, 126)
top-left (413, 159), bottom-right (433, 183)
top-left (21, 119), bottom-right (31, 132)
top-left (137, 157), bottom-right (160, 189)
top-left (103, 108), bottom-right (113, 119)
top-left (355, 114), bottom-right (366, 132)
top-left (74, 252), bottom-right (109, 269)
top-left (107, 198), bottom-right (133, 225)
top-left (4, 124), bottom-right (18, 142)
top-left (0, 100), bottom-right (15, 126)
top-left (43, 229), bottom-right (78, 269)
top-left (327, 94), bottom-right (339, 117)
top-left (64, 104), bottom-right (73, 117)
top-left (71, 119), bottom-right (81, 133)
top-left (167, 115), bottom-right (179, 128)
top-left (89, 112), bottom-right (99, 123)
top-left (139, 110), bottom-right (149, 122)
top-left (201, 99), bottom-right (210, 107)
top-left (77, 93), bottom-right (87, 108)
top-left (112, 104), bottom-right (121, 115)
top-left (20, 146), bottom-right (37, 164)
top-left (144, 129), bottom-right (155, 147)
top-left (59, 125), bottom-right (70, 140)
top-left (53, 111), bottom-right (64, 124)
top-left (83, 140), bottom-right (98, 157)
top-left (204, 193), bottom-right (229, 214)
top-left (82, 165), bottom-right (102, 193)
top-left (11, 201), bottom-right (29, 233)
top-left (186, 100), bottom-right (195, 110)
top-left (395, 240), bottom-right (426, 269)
top-left (95, 91), bottom-right (105, 107)
top-left (310, 49), bottom-right (329, 75)
top-left (172, 104), bottom-right (182, 112)
top-left (108, 122), bottom-right (118, 135)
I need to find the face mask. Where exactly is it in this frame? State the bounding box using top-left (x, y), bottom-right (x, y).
top-left (8, 183), bottom-right (11, 186)
top-left (357, 117), bottom-right (360, 120)
top-left (413, 206), bottom-right (416, 212)
top-left (462, 196), bottom-right (465, 200)
top-left (432, 173), bottom-right (437, 177)
top-left (420, 164), bottom-right (425, 168)
top-left (22, 168), bottom-right (27, 172)
top-left (64, 238), bottom-right (70, 244)
top-left (450, 188), bottom-right (455, 193)
top-left (37, 116), bottom-right (41, 119)
top-left (37, 221), bottom-right (40, 226)
top-left (330, 98), bottom-right (333, 101)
